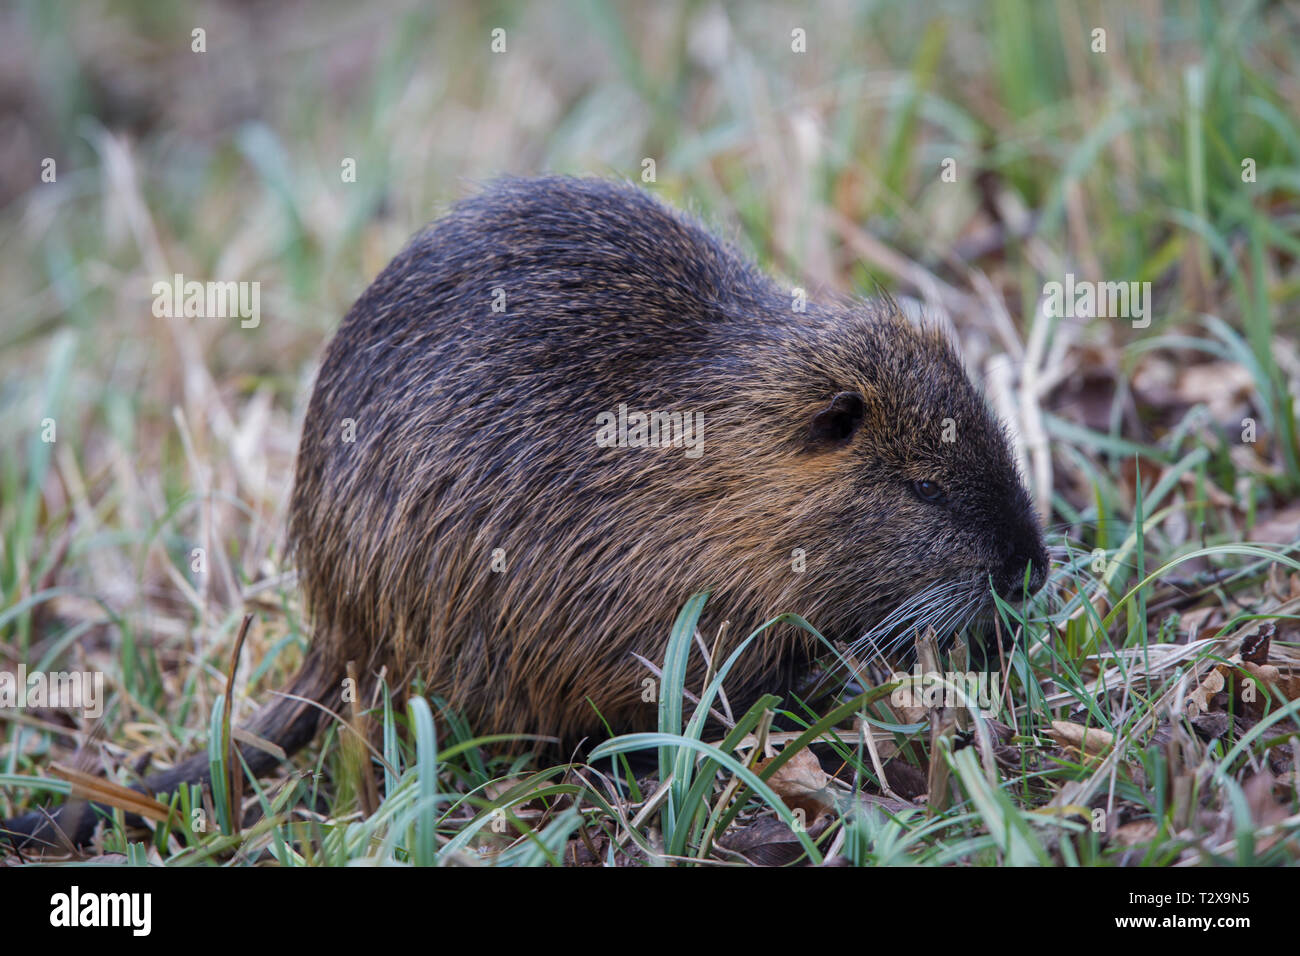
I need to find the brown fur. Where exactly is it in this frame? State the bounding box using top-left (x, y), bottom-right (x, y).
top-left (287, 175), bottom-right (1046, 745)
top-left (4, 176), bottom-right (1045, 849)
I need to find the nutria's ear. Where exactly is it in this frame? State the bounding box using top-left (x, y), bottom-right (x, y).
top-left (807, 391), bottom-right (865, 447)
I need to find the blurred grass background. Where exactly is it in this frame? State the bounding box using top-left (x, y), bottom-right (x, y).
top-left (2, 0), bottom-right (1300, 864)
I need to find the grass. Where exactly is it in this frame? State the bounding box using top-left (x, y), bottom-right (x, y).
top-left (1, 0), bottom-right (1299, 866)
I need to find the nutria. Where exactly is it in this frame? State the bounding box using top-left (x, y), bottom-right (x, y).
top-left (3, 176), bottom-right (1047, 850)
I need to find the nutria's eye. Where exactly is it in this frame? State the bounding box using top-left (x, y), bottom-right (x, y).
top-left (913, 480), bottom-right (946, 503)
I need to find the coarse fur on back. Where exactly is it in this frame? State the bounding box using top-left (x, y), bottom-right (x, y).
top-left (288, 175), bottom-right (1047, 747)
top-left (3, 176), bottom-right (1046, 850)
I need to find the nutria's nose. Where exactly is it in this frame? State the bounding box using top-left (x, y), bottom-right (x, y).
top-left (995, 539), bottom-right (1049, 600)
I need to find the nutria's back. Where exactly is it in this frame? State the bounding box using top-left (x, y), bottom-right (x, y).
top-left (288, 176), bottom-right (1046, 747)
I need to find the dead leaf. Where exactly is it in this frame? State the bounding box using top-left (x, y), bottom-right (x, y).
top-left (1049, 720), bottom-right (1114, 759)
top-left (1241, 660), bottom-right (1300, 715)
top-left (1172, 361), bottom-right (1257, 423)
top-left (1190, 711), bottom-right (1230, 740)
top-left (1240, 772), bottom-right (1293, 854)
top-left (1111, 819), bottom-right (1160, 848)
top-left (1241, 624), bottom-right (1273, 665)
top-left (1178, 472), bottom-right (1235, 509)
top-left (715, 814), bottom-right (831, 866)
top-left (882, 759), bottom-right (929, 799)
top-left (1180, 604), bottom-right (1224, 641)
top-left (758, 747), bottom-right (834, 823)
top-left (1248, 502), bottom-right (1300, 547)
top-left (1187, 664), bottom-right (1228, 716)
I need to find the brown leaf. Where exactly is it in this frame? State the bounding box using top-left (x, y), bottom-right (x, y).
top-left (1187, 664), bottom-right (1228, 716)
top-left (759, 746), bottom-right (834, 823)
top-left (1178, 472), bottom-right (1235, 509)
top-left (888, 693), bottom-right (929, 727)
top-left (1248, 503), bottom-right (1300, 547)
top-left (882, 759), bottom-right (929, 799)
top-left (1172, 360), bottom-right (1257, 423)
top-left (1241, 660), bottom-right (1300, 713)
top-left (716, 815), bottom-right (827, 867)
top-left (1111, 819), bottom-right (1160, 848)
top-left (1180, 604), bottom-right (1224, 641)
top-left (1241, 623), bottom-right (1273, 665)
top-left (1240, 772), bottom-right (1292, 853)
top-left (1048, 720), bottom-right (1114, 759)
top-left (1190, 711), bottom-right (1230, 740)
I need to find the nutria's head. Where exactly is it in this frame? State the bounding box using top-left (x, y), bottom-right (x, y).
top-left (717, 303), bottom-right (1048, 660)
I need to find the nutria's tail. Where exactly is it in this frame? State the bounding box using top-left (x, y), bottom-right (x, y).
top-left (0, 653), bottom-right (338, 853)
